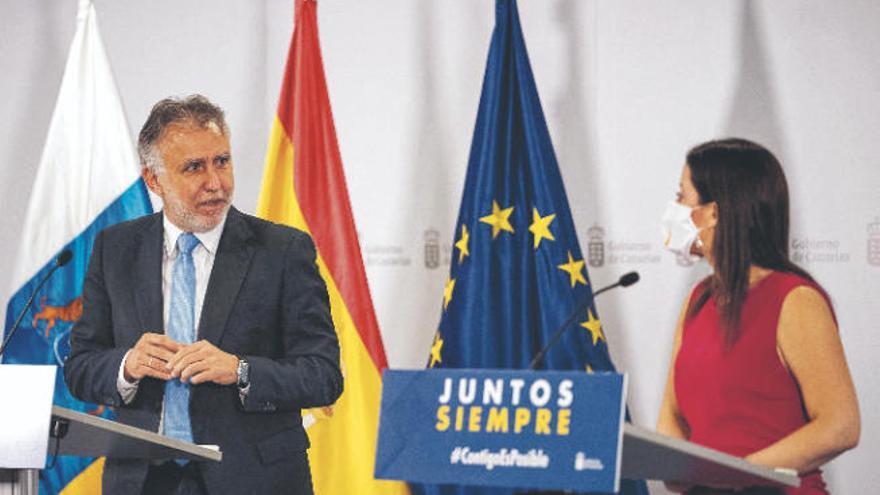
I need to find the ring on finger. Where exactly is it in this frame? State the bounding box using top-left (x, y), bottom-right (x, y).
top-left (148, 356), bottom-right (154, 367)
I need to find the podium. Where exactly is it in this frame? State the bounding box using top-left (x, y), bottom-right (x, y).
top-left (622, 423), bottom-right (797, 488)
top-left (1, 406), bottom-right (222, 495)
top-left (0, 366), bottom-right (221, 495)
top-left (375, 369), bottom-right (800, 492)
top-left (47, 406), bottom-right (222, 461)
top-left (1, 406), bottom-right (222, 494)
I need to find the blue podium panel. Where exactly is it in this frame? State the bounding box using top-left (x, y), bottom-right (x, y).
top-left (375, 369), bottom-right (626, 493)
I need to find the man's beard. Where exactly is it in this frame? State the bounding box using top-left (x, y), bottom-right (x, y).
top-left (162, 188), bottom-right (231, 233)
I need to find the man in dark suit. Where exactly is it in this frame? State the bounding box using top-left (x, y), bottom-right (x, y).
top-left (64, 95), bottom-right (342, 494)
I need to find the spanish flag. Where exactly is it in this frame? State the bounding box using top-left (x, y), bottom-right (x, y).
top-left (256, 1), bottom-right (409, 494)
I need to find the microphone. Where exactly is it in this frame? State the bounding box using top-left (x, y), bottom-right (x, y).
top-left (0, 250), bottom-right (73, 358)
top-left (592, 271), bottom-right (639, 297)
top-left (528, 271), bottom-right (640, 370)
top-left (56, 249), bottom-right (73, 267)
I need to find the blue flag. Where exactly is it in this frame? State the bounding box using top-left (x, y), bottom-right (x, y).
top-left (413, 1), bottom-right (648, 494)
top-left (1, 1), bottom-right (152, 493)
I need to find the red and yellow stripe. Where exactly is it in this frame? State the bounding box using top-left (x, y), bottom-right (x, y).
top-left (257, 1), bottom-right (408, 494)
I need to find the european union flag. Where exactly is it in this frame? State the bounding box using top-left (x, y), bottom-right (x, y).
top-left (415, 1), bottom-right (648, 494)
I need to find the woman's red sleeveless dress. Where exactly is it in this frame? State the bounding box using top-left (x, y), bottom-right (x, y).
top-left (675, 271), bottom-right (830, 494)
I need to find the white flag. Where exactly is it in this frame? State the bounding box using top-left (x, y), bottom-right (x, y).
top-left (2, 1), bottom-right (152, 492)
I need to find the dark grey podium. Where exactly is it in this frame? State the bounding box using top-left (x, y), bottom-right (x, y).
top-left (0, 406), bottom-right (222, 495)
top-left (622, 423), bottom-right (799, 488)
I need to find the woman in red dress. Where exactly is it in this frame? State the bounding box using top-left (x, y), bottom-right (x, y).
top-left (656, 139), bottom-right (859, 494)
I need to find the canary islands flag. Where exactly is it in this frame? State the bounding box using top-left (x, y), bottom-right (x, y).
top-left (413, 2), bottom-right (648, 494)
top-left (256, 1), bottom-right (409, 494)
top-left (1, 0), bottom-right (152, 492)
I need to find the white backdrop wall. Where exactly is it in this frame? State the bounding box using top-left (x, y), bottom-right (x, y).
top-left (1, 1), bottom-right (877, 493)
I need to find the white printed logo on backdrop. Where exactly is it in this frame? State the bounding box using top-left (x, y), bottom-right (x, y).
top-left (424, 229), bottom-right (442, 269)
top-left (360, 228), bottom-right (453, 270)
top-left (364, 242), bottom-right (412, 268)
top-left (791, 237), bottom-right (851, 264)
top-left (587, 224), bottom-right (605, 267)
top-left (586, 223), bottom-right (663, 268)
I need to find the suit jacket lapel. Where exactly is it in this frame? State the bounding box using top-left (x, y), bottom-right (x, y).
top-left (198, 207), bottom-right (255, 346)
top-left (132, 213), bottom-right (164, 335)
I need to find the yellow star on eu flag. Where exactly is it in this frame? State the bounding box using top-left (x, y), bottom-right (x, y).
top-left (455, 224), bottom-right (470, 264)
top-left (528, 208), bottom-right (556, 249)
top-left (580, 309), bottom-right (605, 346)
top-left (443, 277), bottom-right (456, 310)
top-left (479, 200), bottom-right (515, 239)
top-left (430, 332), bottom-right (444, 368)
top-left (558, 251), bottom-right (587, 287)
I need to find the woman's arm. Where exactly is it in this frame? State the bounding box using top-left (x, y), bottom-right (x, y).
top-left (657, 297), bottom-right (691, 440)
top-left (745, 286), bottom-right (860, 473)
top-left (657, 295), bottom-right (694, 493)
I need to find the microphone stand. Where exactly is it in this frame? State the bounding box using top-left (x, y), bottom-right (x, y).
top-left (0, 251), bottom-right (72, 358)
top-left (529, 272), bottom-right (639, 370)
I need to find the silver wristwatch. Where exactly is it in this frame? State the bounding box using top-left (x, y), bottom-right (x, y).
top-left (236, 357), bottom-right (250, 390)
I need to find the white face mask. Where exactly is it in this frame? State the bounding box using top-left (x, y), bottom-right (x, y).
top-left (661, 201), bottom-right (703, 262)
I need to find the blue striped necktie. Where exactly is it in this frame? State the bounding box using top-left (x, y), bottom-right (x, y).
top-left (164, 232), bottom-right (200, 457)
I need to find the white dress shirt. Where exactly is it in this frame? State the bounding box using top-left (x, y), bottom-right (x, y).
top-left (116, 213), bottom-right (226, 408)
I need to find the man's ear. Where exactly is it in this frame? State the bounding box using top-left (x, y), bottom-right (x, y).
top-left (141, 166), bottom-right (162, 196)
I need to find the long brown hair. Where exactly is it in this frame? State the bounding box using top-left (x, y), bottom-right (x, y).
top-left (685, 138), bottom-right (813, 344)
